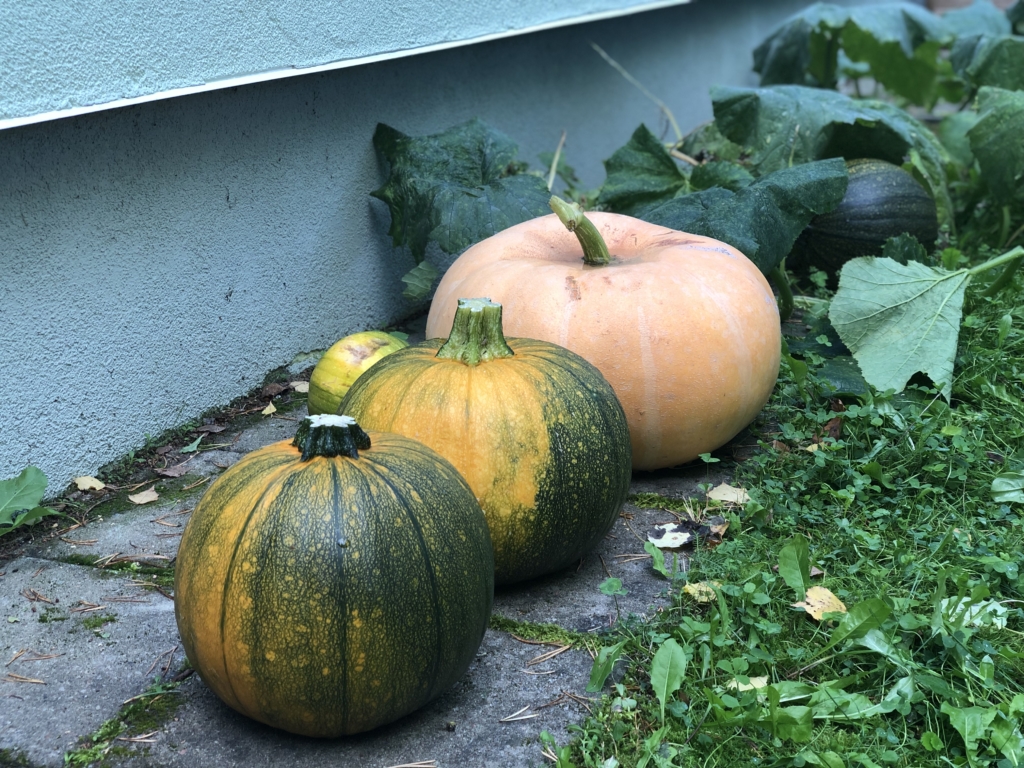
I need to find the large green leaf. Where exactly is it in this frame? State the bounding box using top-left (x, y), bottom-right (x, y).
top-left (587, 641), bottom-right (627, 692)
top-left (829, 257), bottom-right (969, 398)
top-left (640, 159), bottom-right (847, 275)
top-left (827, 598), bottom-right (892, 649)
top-left (943, 2), bottom-right (1012, 37)
top-left (753, 3), bottom-right (851, 87)
top-left (951, 34), bottom-right (1024, 91)
top-left (0, 466), bottom-right (47, 524)
top-left (400, 260), bottom-right (440, 302)
top-left (753, 3), bottom-right (949, 105)
top-left (370, 119), bottom-right (550, 262)
top-left (941, 703), bottom-right (998, 766)
top-left (967, 86), bottom-right (1024, 204)
top-left (937, 110), bottom-right (980, 168)
top-left (1011, 1), bottom-right (1024, 34)
top-left (841, 4), bottom-right (948, 105)
top-left (711, 85), bottom-right (951, 227)
top-left (599, 124), bottom-right (688, 217)
top-left (991, 471), bottom-right (1024, 503)
top-left (650, 639), bottom-right (689, 725)
top-left (778, 534), bottom-right (811, 601)
top-left (0, 466), bottom-right (62, 535)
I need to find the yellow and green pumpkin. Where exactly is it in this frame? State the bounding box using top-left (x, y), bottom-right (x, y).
top-left (340, 297), bottom-right (632, 585)
top-left (307, 330), bottom-right (409, 416)
top-left (174, 414), bottom-right (493, 737)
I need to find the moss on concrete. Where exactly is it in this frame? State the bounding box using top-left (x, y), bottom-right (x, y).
top-left (488, 615), bottom-right (597, 651)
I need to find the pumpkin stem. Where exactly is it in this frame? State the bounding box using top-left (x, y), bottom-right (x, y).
top-left (293, 414), bottom-right (371, 461)
top-left (435, 298), bottom-right (515, 366)
top-left (549, 195), bottom-right (612, 266)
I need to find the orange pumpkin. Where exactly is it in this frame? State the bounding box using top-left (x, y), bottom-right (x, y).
top-left (425, 198), bottom-right (781, 471)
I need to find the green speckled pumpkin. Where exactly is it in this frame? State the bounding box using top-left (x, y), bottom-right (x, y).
top-left (173, 414), bottom-right (493, 737)
top-left (340, 298), bottom-right (632, 585)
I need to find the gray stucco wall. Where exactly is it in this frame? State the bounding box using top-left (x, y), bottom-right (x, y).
top-left (1, 0), bottom-right (875, 493)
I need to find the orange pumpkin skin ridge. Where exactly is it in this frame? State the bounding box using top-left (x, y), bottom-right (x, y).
top-left (425, 213), bottom-right (781, 470)
top-left (173, 430), bottom-right (493, 737)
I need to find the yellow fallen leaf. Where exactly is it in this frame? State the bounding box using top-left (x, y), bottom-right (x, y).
top-left (290, 381), bottom-right (310, 393)
top-left (792, 586), bottom-right (846, 620)
top-left (707, 483), bottom-right (750, 505)
top-left (262, 402), bottom-right (277, 416)
top-left (683, 581), bottom-right (720, 603)
top-left (128, 487), bottom-right (159, 505)
top-left (74, 476), bottom-right (105, 492)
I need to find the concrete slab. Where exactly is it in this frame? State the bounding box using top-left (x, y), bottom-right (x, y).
top-left (1, 401), bottom-right (732, 767)
top-left (0, 557), bottom-right (184, 766)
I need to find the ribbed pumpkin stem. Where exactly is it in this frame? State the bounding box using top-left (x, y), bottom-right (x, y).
top-left (435, 298), bottom-right (515, 366)
top-left (549, 195), bottom-right (612, 266)
top-left (293, 414), bottom-right (371, 461)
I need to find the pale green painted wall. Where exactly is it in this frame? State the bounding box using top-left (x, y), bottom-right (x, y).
top-left (1, 0), bottom-right (691, 124)
top-left (0, 0), bottom-right (881, 492)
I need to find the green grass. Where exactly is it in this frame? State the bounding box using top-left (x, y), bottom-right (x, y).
top-left (549, 287), bottom-right (1024, 768)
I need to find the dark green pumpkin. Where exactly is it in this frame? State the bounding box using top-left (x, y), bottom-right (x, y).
top-left (789, 158), bottom-right (939, 280)
top-left (174, 414), bottom-right (493, 737)
top-left (340, 298), bottom-right (632, 585)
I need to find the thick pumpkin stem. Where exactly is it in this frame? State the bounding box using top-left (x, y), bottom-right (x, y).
top-left (435, 298), bottom-right (515, 366)
top-left (293, 414), bottom-right (371, 461)
top-left (549, 195), bottom-right (612, 266)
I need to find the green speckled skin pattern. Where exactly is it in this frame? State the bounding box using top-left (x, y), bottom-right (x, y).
top-left (340, 338), bottom-right (633, 585)
top-left (173, 431), bottom-right (494, 737)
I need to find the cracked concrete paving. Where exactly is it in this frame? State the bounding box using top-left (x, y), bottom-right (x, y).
top-left (1, 401), bottom-right (731, 768)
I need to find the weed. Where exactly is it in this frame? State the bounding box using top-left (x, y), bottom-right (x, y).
top-left (562, 288), bottom-right (1024, 767)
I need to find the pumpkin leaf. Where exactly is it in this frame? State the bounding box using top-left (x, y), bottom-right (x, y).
top-left (642, 158), bottom-right (848, 275)
top-left (711, 85), bottom-right (951, 227)
top-left (371, 119), bottom-right (551, 263)
top-left (690, 161), bottom-right (754, 192)
top-left (753, 4), bottom-right (852, 88)
top-left (598, 123), bottom-right (688, 217)
top-left (937, 111), bottom-right (980, 169)
top-left (1011, 1), bottom-right (1024, 35)
top-left (400, 260), bottom-right (441, 302)
top-left (967, 87), bottom-right (1024, 205)
top-left (753, 3), bottom-right (948, 105)
top-left (943, 1), bottom-right (1012, 38)
top-left (951, 34), bottom-right (1024, 92)
top-left (839, 5), bottom-right (948, 106)
top-left (829, 257), bottom-right (969, 399)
